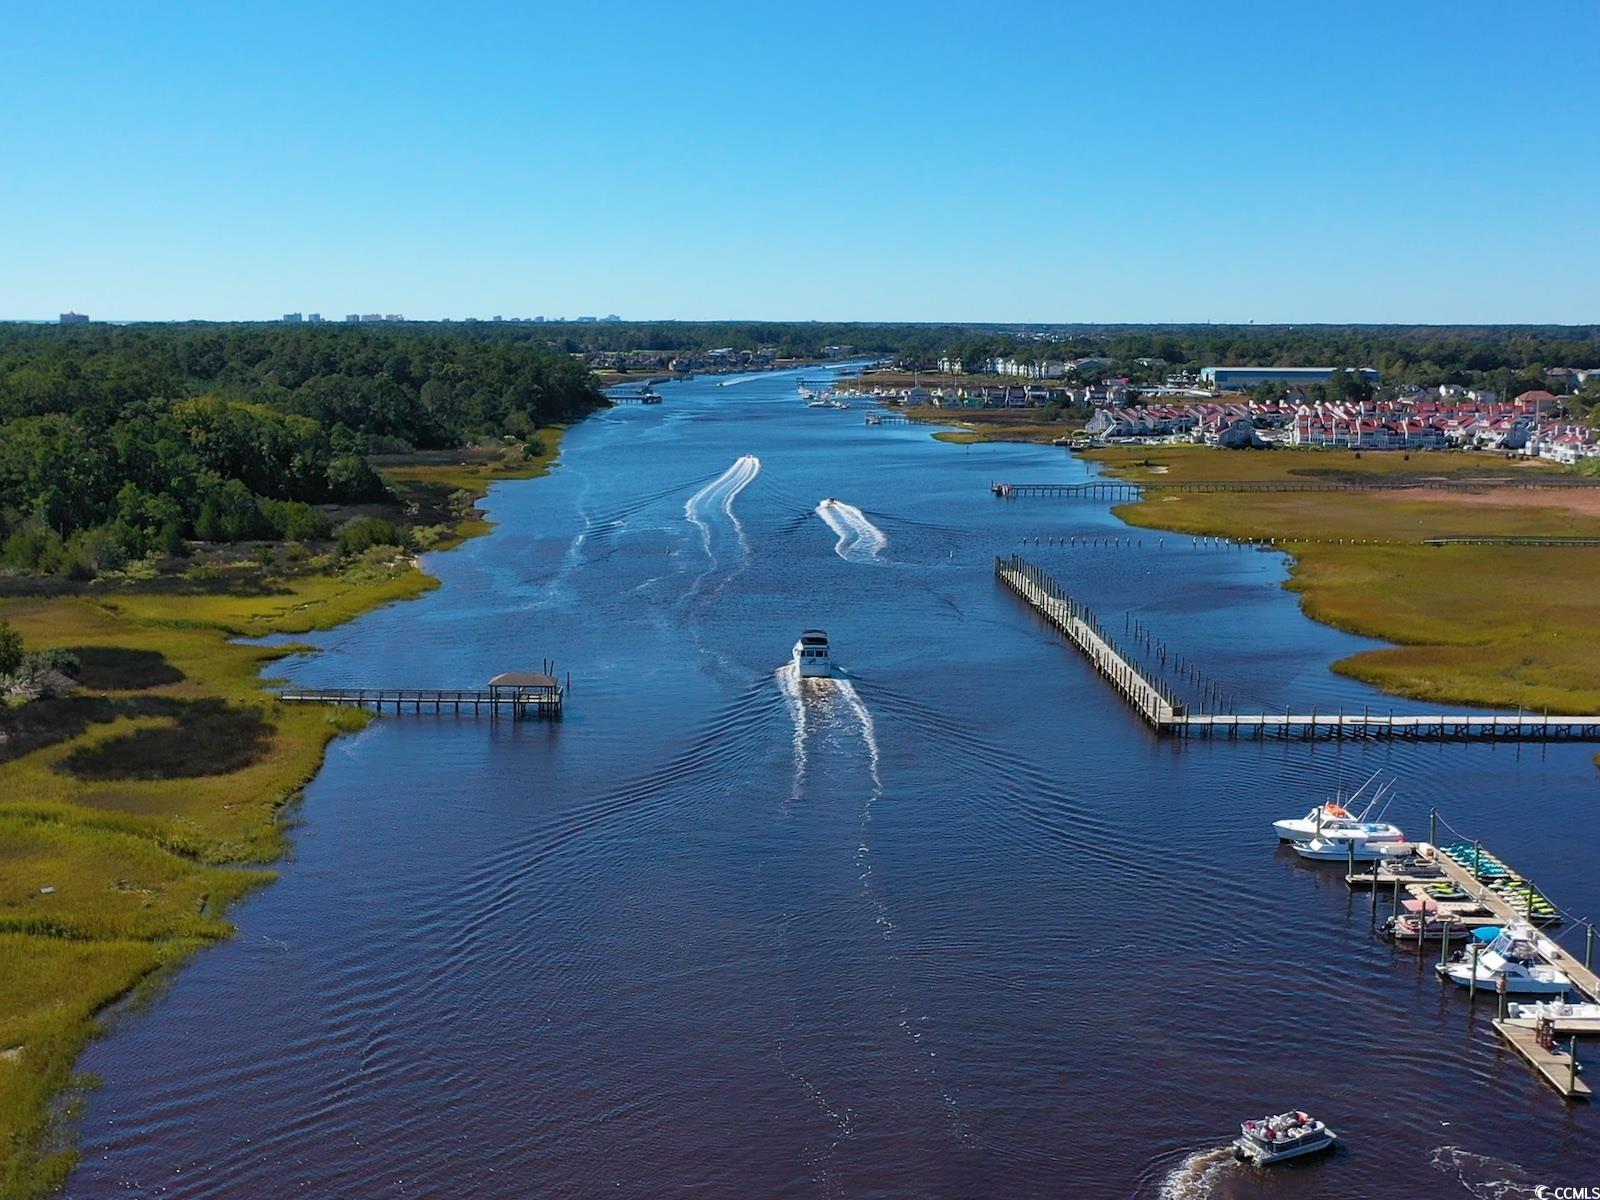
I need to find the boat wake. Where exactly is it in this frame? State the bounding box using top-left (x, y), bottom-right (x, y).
top-left (1428, 1147), bottom-right (1545, 1199)
top-left (816, 499), bottom-right (886, 563)
top-left (834, 679), bottom-right (889, 936)
top-left (684, 454), bottom-right (761, 561)
top-left (775, 662), bottom-right (809, 799)
top-left (1153, 1147), bottom-right (1235, 1200)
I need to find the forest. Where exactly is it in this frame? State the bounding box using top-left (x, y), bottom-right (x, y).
top-left (0, 323), bottom-right (603, 575)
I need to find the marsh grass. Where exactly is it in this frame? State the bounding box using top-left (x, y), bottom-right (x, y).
top-left (1087, 446), bottom-right (1600, 714)
top-left (0, 428), bottom-right (568, 1198)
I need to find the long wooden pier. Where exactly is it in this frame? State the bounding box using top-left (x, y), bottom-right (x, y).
top-left (992, 477), bottom-right (1600, 500)
top-left (994, 556), bottom-right (1185, 724)
top-left (996, 555), bottom-right (1600, 743)
top-left (276, 670), bottom-right (565, 719)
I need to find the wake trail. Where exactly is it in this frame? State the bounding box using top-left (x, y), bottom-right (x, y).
top-left (684, 454), bottom-right (761, 562)
top-left (775, 663), bottom-right (808, 801)
top-left (834, 678), bottom-right (973, 1150)
top-left (816, 499), bottom-right (887, 563)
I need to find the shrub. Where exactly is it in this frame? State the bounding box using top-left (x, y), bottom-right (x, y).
top-left (0, 619), bottom-right (22, 675)
top-left (335, 516), bottom-right (404, 557)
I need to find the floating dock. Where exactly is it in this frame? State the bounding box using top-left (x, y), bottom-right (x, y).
top-left (276, 670), bottom-right (565, 720)
top-left (996, 555), bottom-right (1600, 743)
top-left (1492, 1020), bottom-right (1592, 1100)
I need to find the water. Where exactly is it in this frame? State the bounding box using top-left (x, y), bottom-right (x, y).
top-left (70, 370), bottom-right (1598, 1198)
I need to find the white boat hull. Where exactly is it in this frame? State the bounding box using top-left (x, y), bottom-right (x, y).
top-left (1273, 818), bottom-right (1404, 842)
top-left (795, 657), bottom-right (832, 679)
top-left (1292, 839), bottom-right (1413, 862)
top-left (1436, 964), bottom-right (1571, 994)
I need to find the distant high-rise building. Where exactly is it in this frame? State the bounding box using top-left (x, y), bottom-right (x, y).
top-left (282, 312), bottom-right (302, 323)
top-left (59, 311), bottom-right (89, 325)
top-left (383, 314), bottom-right (402, 322)
top-left (362, 313), bottom-right (383, 323)
top-left (603, 314), bottom-right (622, 322)
top-left (345, 314), bottom-right (361, 323)
top-left (307, 313), bottom-right (323, 323)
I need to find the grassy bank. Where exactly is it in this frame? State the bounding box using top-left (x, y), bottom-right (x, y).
top-left (1085, 445), bottom-right (1600, 713)
top-left (0, 430), bottom-right (568, 1198)
top-left (904, 406), bottom-right (1084, 445)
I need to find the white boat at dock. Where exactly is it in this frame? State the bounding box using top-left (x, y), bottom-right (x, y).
top-left (1436, 921), bottom-right (1574, 995)
top-left (1273, 775), bottom-right (1404, 844)
top-left (793, 629), bottom-right (833, 679)
top-left (1292, 837), bottom-right (1415, 862)
top-left (1233, 1111), bottom-right (1337, 1165)
top-left (1508, 1000), bottom-right (1600, 1021)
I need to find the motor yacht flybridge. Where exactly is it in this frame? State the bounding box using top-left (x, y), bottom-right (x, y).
top-left (792, 629), bottom-right (832, 679)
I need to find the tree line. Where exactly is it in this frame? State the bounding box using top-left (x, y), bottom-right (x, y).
top-left (0, 323), bottom-right (603, 575)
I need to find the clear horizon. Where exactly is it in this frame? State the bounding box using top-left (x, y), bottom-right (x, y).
top-left (6, 0), bottom-right (1598, 325)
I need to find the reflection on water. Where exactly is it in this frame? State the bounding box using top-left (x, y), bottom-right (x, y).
top-left (69, 368), bottom-right (1597, 1198)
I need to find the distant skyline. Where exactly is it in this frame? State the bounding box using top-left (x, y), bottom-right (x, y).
top-left (5, 1), bottom-right (1598, 325)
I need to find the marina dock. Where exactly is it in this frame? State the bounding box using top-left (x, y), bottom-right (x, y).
top-left (276, 670), bottom-right (566, 719)
top-left (1338, 829), bottom-right (1600, 1100)
top-left (997, 555), bottom-right (1600, 743)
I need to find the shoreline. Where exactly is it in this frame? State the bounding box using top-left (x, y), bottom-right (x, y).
top-left (0, 425), bottom-right (577, 1198)
top-left (1082, 446), bottom-right (1600, 719)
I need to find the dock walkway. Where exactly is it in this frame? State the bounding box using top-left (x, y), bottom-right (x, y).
top-left (996, 555), bottom-right (1600, 743)
top-left (995, 557), bottom-right (1183, 725)
top-left (991, 477), bottom-right (1600, 500)
top-left (276, 670), bottom-right (565, 720)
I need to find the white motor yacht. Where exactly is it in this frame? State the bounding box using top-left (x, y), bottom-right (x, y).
top-left (1436, 921), bottom-right (1574, 995)
top-left (792, 629), bottom-right (832, 679)
top-left (1273, 775), bottom-right (1404, 843)
top-left (1273, 804), bottom-right (1405, 844)
top-left (1234, 1111), bottom-right (1337, 1165)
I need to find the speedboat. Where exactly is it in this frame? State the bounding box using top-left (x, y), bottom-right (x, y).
top-left (1233, 1111), bottom-right (1337, 1165)
top-left (792, 629), bottom-right (832, 679)
top-left (1436, 921), bottom-right (1573, 994)
top-left (1292, 837), bottom-right (1415, 862)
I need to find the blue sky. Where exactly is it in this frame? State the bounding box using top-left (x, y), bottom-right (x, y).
top-left (4, 1), bottom-right (1597, 323)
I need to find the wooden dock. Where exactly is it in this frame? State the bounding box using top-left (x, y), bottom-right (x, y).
top-left (996, 555), bottom-right (1600, 743)
top-left (1492, 1020), bottom-right (1592, 1100)
top-left (1431, 852), bottom-right (1599, 1001)
top-left (276, 670), bottom-right (565, 720)
top-left (991, 477), bottom-right (1600, 500)
top-left (994, 556), bottom-right (1184, 725)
